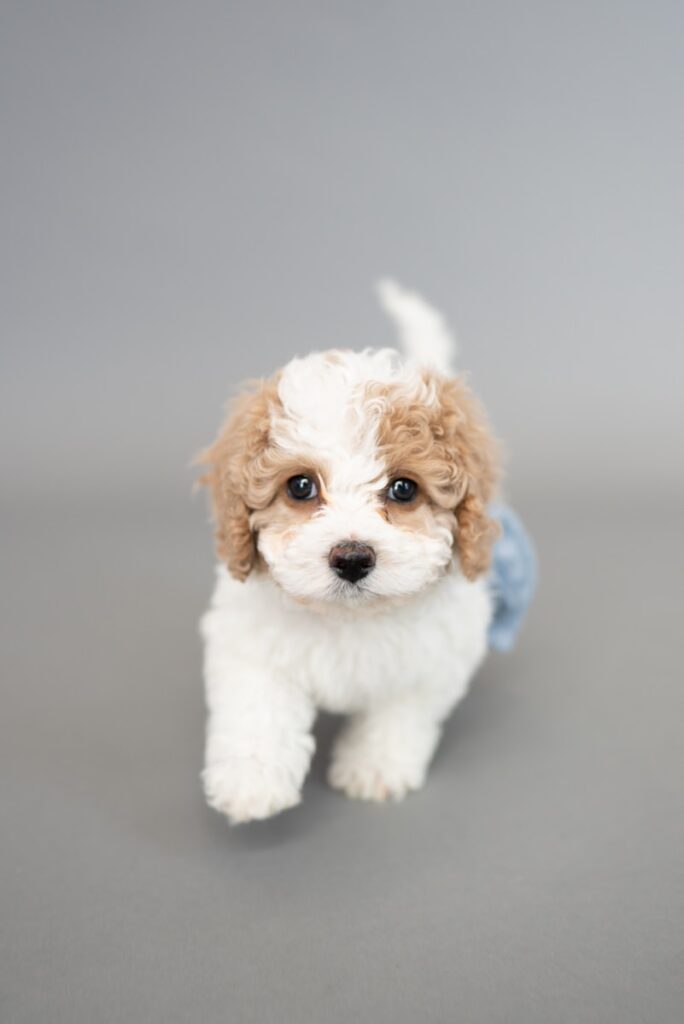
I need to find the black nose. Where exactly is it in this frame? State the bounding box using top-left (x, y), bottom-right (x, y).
top-left (329, 541), bottom-right (376, 583)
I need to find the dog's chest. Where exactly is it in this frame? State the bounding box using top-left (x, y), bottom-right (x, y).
top-left (294, 580), bottom-right (490, 713)
top-left (301, 614), bottom-right (426, 712)
top-left (209, 570), bottom-right (491, 715)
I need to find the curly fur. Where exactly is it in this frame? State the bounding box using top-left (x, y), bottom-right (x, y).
top-left (197, 377), bottom-right (284, 580)
top-left (198, 282), bottom-right (502, 823)
top-left (375, 375), bottom-right (499, 579)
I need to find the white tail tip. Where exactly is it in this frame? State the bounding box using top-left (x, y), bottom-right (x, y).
top-left (377, 278), bottom-right (456, 375)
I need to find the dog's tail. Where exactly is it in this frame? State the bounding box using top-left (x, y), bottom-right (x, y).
top-left (376, 278), bottom-right (457, 375)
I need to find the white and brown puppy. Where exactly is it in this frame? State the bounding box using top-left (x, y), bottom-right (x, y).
top-left (199, 281), bottom-right (499, 823)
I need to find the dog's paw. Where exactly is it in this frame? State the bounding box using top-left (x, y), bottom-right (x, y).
top-left (328, 731), bottom-right (427, 803)
top-left (203, 757), bottom-right (302, 824)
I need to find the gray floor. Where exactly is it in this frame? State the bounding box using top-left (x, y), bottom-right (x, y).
top-left (2, 485), bottom-right (682, 1023)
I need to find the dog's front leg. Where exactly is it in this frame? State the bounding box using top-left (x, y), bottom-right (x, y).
top-left (202, 659), bottom-right (315, 825)
top-left (328, 669), bottom-right (475, 803)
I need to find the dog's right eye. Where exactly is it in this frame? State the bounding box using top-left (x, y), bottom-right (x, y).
top-left (287, 475), bottom-right (319, 501)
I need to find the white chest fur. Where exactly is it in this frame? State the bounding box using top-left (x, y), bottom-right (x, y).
top-left (202, 567), bottom-right (491, 714)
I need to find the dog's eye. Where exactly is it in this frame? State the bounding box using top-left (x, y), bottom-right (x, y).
top-left (287, 475), bottom-right (319, 501)
top-left (387, 478), bottom-right (418, 503)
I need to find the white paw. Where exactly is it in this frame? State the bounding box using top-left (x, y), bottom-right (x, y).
top-left (203, 757), bottom-right (302, 824)
top-left (328, 732), bottom-right (428, 803)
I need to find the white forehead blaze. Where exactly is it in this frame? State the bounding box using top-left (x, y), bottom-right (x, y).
top-left (272, 349), bottom-right (436, 496)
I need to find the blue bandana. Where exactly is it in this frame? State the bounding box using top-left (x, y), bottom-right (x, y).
top-left (487, 504), bottom-right (537, 652)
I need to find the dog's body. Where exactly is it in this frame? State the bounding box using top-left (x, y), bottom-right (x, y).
top-left (200, 282), bottom-right (502, 823)
top-left (202, 563), bottom-right (490, 820)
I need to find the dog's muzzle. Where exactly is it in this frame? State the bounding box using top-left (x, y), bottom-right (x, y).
top-left (328, 541), bottom-right (376, 583)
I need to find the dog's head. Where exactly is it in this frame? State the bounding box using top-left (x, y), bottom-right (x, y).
top-left (199, 344), bottom-right (499, 608)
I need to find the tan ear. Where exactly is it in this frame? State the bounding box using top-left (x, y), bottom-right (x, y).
top-left (436, 377), bottom-right (501, 580)
top-left (197, 379), bottom-right (280, 581)
top-left (455, 490), bottom-right (500, 580)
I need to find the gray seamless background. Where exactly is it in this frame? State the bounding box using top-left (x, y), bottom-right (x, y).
top-left (2, 4), bottom-right (683, 1023)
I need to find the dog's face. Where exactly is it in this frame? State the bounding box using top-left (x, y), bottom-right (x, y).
top-left (200, 350), bottom-right (498, 608)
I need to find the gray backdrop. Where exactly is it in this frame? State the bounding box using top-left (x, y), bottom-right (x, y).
top-left (2, 3), bottom-right (683, 1023)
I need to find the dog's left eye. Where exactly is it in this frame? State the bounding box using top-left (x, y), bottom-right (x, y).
top-left (287, 475), bottom-right (319, 501)
top-left (387, 478), bottom-right (418, 503)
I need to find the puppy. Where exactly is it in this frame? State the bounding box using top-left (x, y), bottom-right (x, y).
top-left (199, 281), bottom-right (500, 823)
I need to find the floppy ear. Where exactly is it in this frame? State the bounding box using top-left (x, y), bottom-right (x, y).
top-left (437, 377), bottom-right (500, 581)
top-left (455, 489), bottom-right (499, 580)
top-left (197, 381), bottom-right (279, 581)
